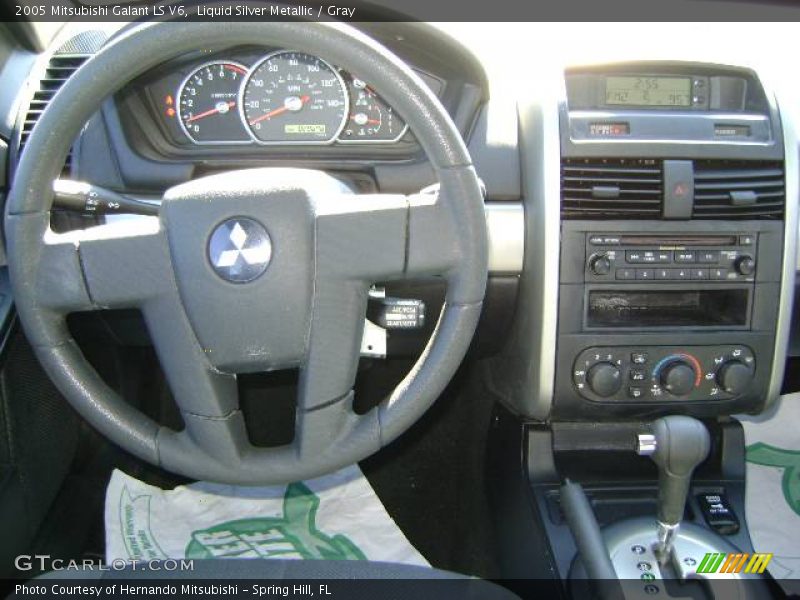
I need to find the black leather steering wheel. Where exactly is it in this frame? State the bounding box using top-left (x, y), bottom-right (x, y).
top-left (5, 22), bottom-right (487, 485)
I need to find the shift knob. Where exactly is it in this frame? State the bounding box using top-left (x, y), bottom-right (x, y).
top-left (641, 416), bottom-right (711, 526)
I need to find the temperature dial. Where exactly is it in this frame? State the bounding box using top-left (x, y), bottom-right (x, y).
top-left (653, 353), bottom-right (702, 397)
top-left (660, 361), bottom-right (697, 396)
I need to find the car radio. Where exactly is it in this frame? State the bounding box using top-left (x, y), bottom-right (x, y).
top-left (584, 233), bottom-right (756, 283)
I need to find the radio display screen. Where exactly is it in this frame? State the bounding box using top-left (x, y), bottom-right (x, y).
top-left (605, 76), bottom-right (692, 107)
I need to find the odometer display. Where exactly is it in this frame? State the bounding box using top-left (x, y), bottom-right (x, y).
top-left (241, 51), bottom-right (348, 144)
top-left (177, 61), bottom-right (250, 143)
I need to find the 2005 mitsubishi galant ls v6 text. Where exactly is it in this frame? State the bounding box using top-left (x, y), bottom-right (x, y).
top-left (0, 9), bottom-right (799, 600)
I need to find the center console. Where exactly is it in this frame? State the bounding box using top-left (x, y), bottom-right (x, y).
top-left (556, 219), bottom-right (782, 418)
top-left (553, 62), bottom-right (788, 421)
top-left (487, 60), bottom-right (798, 596)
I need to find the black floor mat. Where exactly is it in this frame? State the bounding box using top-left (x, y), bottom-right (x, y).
top-left (27, 354), bottom-right (499, 579)
top-left (360, 360), bottom-right (500, 578)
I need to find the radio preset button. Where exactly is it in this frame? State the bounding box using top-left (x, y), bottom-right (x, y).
top-left (636, 269), bottom-right (654, 280)
top-left (655, 268), bottom-right (670, 280)
top-left (670, 268), bottom-right (690, 280)
top-left (674, 251), bottom-right (696, 263)
top-left (710, 268), bottom-right (728, 280)
top-left (616, 268), bottom-right (635, 280)
top-left (698, 251), bottom-right (720, 264)
top-left (690, 268), bottom-right (710, 280)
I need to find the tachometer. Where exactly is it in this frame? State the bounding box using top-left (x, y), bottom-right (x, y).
top-left (241, 51), bottom-right (348, 144)
top-left (177, 61), bottom-right (250, 144)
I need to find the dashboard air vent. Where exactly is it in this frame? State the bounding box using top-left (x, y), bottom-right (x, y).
top-left (18, 54), bottom-right (91, 172)
top-left (692, 160), bottom-right (785, 220)
top-left (561, 158), bottom-right (663, 219)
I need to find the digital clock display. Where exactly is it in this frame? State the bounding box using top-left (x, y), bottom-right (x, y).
top-left (605, 76), bottom-right (691, 107)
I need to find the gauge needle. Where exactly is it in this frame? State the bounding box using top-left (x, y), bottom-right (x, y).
top-left (185, 101), bottom-right (235, 123)
top-left (351, 114), bottom-right (381, 125)
top-left (249, 95), bottom-right (310, 126)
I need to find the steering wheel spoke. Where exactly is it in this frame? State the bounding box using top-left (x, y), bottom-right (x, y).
top-left (298, 279), bottom-right (369, 411)
top-left (5, 213), bottom-right (94, 322)
top-left (144, 293), bottom-right (240, 419)
top-left (295, 393), bottom-right (357, 458)
top-left (77, 219), bottom-right (170, 309)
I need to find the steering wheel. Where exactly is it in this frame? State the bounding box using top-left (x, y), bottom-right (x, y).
top-left (5, 22), bottom-right (487, 485)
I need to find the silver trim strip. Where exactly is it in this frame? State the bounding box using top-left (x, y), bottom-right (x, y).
top-left (767, 106), bottom-right (798, 409)
top-left (485, 202), bottom-right (524, 274)
top-left (569, 110), bottom-right (774, 147)
top-left (501, 80), bottom-right (562, 420)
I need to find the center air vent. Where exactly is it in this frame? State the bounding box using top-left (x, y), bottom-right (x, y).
top-left (561, 158), bottom-right (663, 219)
top-left (692, 160), bottom-right (785, 220)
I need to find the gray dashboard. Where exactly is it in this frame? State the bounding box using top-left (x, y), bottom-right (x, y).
top-left (0, 22), bottom-right (799, 424)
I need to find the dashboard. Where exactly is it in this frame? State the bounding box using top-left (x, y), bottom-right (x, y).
top-left (2, 22), bottom-right (799, 426)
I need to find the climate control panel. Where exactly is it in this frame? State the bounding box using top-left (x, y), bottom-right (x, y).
top-left (573, 345), bottom-right (755, 403)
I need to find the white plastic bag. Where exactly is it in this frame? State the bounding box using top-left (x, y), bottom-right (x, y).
top-left (105, 464), bottom-right (428, 567)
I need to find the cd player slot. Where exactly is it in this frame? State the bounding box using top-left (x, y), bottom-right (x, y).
top-left (618, 235), bottom-right (737, 247)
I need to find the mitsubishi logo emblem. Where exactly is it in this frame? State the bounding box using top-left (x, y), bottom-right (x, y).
top-left (208, 218), bottom-right (272, 283)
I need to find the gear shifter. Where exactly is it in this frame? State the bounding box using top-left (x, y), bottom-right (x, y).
top-left (637, 416), bottom-right (711, 564)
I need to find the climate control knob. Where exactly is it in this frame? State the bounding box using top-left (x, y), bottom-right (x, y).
top-left (717, 360), bottom-right (753, 395)
top-left (660, 361), bottom-right (696, 396)
top-left (586, 362), bottom-right (622, 397)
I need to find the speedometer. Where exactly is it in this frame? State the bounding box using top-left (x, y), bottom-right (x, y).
top-left (240, 51), bottom-right (348, 144)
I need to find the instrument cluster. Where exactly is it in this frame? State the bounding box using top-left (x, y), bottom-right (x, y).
top-left (142, 49), bottom-right (442, 148)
